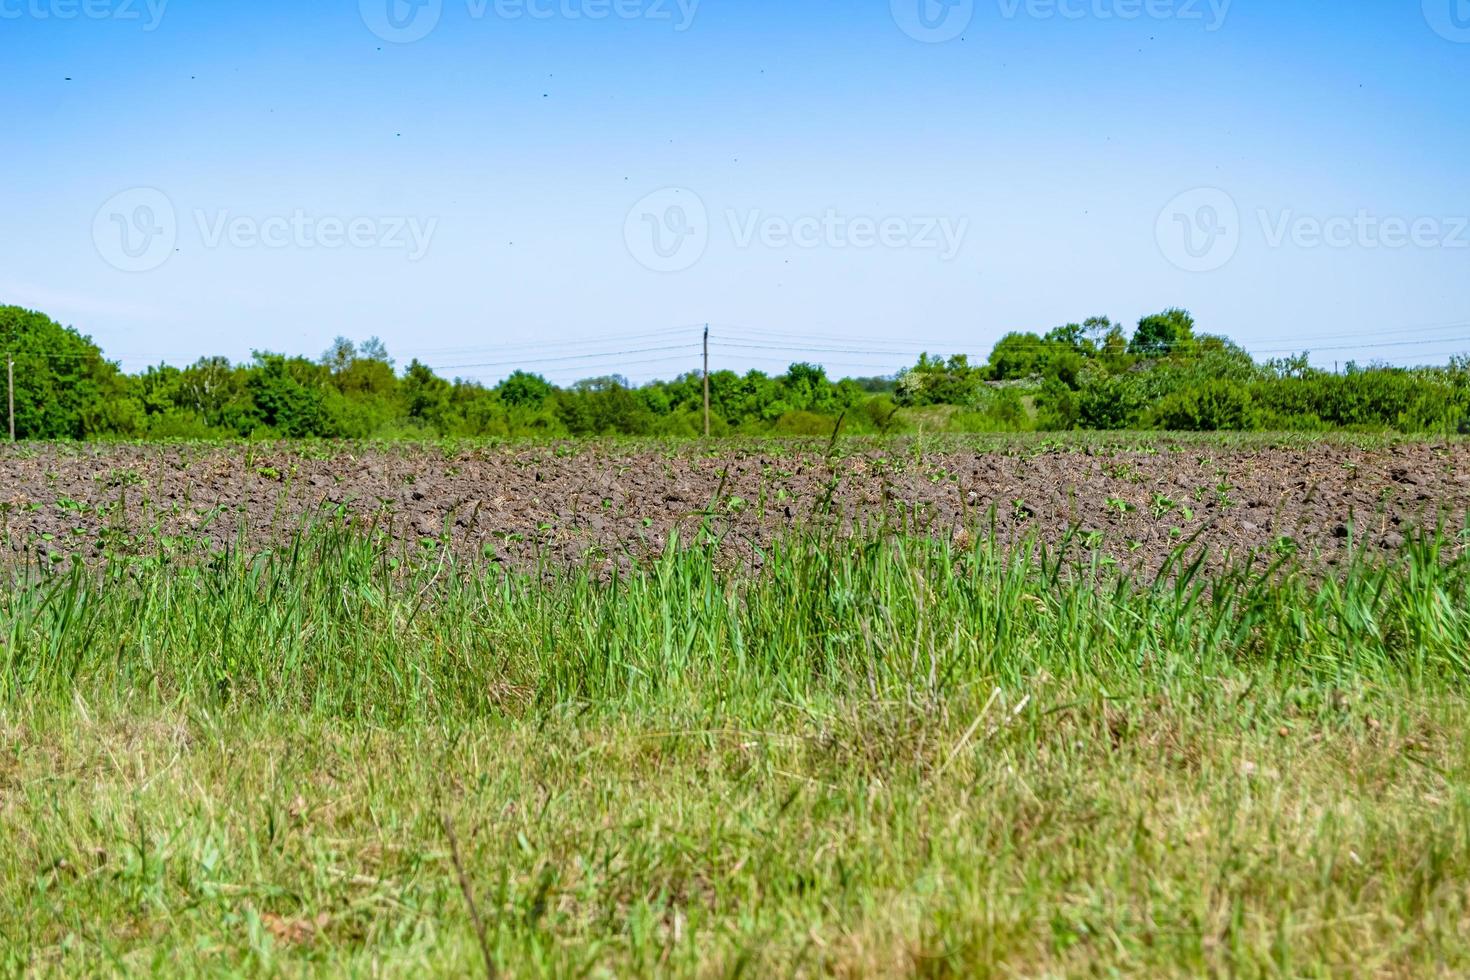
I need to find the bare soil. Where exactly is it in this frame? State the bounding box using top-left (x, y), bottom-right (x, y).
top-left (2, 439), bottom-right (1467, 574)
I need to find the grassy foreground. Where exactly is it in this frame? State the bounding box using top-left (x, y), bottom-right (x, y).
top-left (2, 525), bottom-right (1469, 976)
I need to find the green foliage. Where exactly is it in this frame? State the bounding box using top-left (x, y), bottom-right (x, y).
top-left (1252, 366), bottom-right (1470, 433)
top-left (771, 409), bottom-right (838, 436)
top-left (946, 386), bottom-right (1032, 432)
top-left (896, 353), bottom-right (983, 406)
top-left (246, 353), bottom-right (327, 438)
top-left (1129, 307), bottom-right (1196, 358)
top-left (3, 302), bottom-right (1468, 440)
top-left (986, 332), bottom-right (1046, 380)
top-left (556, 376), bottom-right (654, 436)
top-left (1075, 372), bottom-right (1151, 430)
top-left (497, 369), bottom-right (554, 409)
top-left (1152, 378), bottom-right (1256, 431)
top-left (0, 306), bottom-right (142, 438)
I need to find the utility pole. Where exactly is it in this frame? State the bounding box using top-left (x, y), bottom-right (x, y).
top-left (702, 324), bottom-right (710, 438)
top-left (6, 355), bottom-right (13, 443)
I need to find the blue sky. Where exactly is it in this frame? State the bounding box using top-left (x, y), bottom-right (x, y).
top-left (2, 0), bottom-right (1468, 383)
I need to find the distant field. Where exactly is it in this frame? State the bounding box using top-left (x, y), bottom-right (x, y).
top-left (1, 435), bottom-right (1467, 573)
top-left (1, 436), bottom-right (1468, 975)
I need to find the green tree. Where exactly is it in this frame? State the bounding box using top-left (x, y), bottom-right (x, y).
top-left (897, 353), bottom-right (982, 406)
top-left (0, 305), bottom-right (141, 438)
top-left (401, 359), bottom-right (453, 431)
top-left (987, 332), bottom-right (1045, 380)
top-left (1129, 308), bottom-right (1196, 358)
top-left (246, 353), bottom-right (327, 437)
top-left (556, 376), bottom-right (653, 436)
top-left (497, 371), bottom-right (554, 409)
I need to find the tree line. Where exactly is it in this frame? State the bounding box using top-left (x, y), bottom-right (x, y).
top-left (2, 304), bottom-right (1468, 440)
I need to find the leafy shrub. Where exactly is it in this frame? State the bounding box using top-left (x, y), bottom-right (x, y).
top-left (772, 410), bottom-right (841, 436)
top-left (897, 353), bottom-right (984, 406)
top-left (1152, 379), bottom-right (1256, 431)
top-left (1075, 373), bottom-right (1150, 430)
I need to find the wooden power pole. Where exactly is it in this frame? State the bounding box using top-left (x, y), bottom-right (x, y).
top-left (6, 355), bottom-right (13, 443)
top-left (702, 325), bottom-right (710, 438)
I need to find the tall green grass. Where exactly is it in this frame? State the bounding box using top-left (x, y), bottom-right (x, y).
top-left (2, 524), bottom-right (1469, 975)
top-left (3, 523), bottom-right (1467, 715)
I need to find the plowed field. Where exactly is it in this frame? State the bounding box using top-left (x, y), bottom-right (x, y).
top-left (2, 438), bottom-right (1467, 571)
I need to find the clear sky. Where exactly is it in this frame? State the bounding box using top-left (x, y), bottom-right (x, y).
top-left (3, 0), bottom-right (1468, 384)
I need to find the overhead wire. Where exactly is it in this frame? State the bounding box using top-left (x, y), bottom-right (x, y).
top-left (7, 316), bottom-right (1469, 384)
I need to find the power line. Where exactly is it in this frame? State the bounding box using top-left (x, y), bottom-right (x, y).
top-left (428, 342), bottom-right (700, 373)
top-left (734, 315), bottom-right (1470, 342)
top-left (710, 334), bottom-right (1470, 361)
top-left (1256, 336), bottom-right (1470, 355)
top-left (9, 315), bottom-right (1470, 387)
top-left (714, 340), bottom-right (933, 357)
top-left (392, 324), bottom-right (704, 359)
top-left (707, 352), bottom-right (908, 374)
top-left (711, 318), bottom-right (1470, 360)
top-left (447, 351), bottom-right (704, 384)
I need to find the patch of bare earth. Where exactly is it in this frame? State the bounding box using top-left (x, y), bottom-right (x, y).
top-left (1, 440), bottom-right (1466, 574)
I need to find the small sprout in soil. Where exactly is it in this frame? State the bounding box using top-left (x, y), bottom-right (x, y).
top-left (1150, 493), bottom-right (1178, 519)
